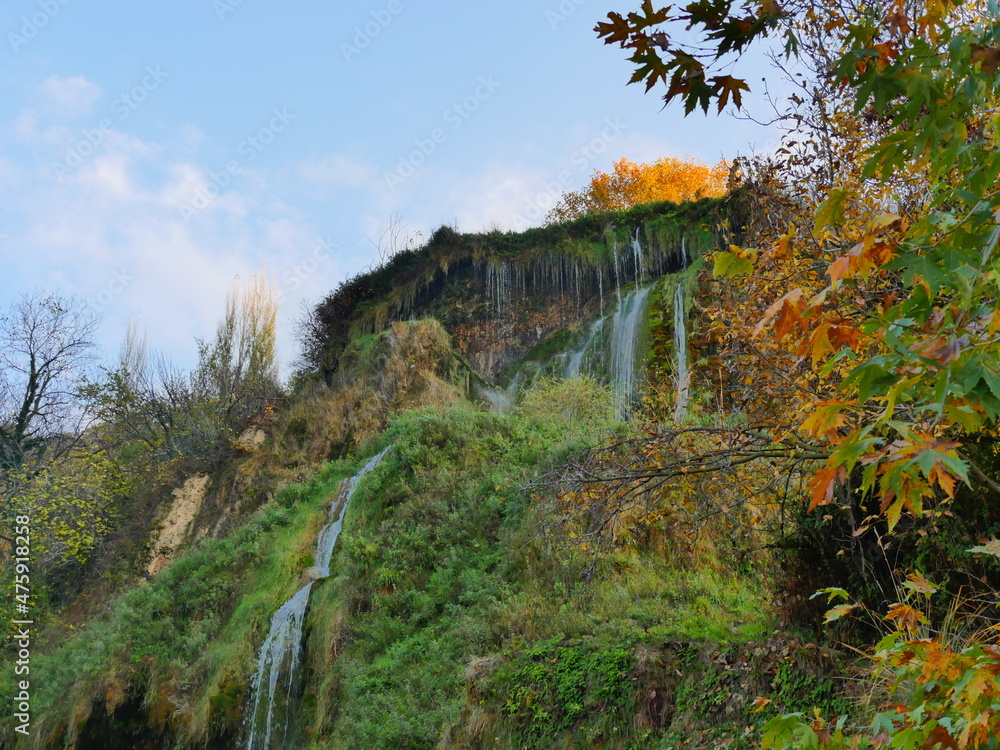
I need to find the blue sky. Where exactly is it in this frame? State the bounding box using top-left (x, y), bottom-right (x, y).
top-left (0, 0), bottom-right (781, 375)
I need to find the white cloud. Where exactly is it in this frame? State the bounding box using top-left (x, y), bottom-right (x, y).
top-left (12, 109), bottom-right (71, 146)
top-left (439, 163), bottom-right (550, 232)
top-left (39, 75), bottom-right (102, 117)
top-left (295, 154), bottom-right (374, 196)
top-left (1, 125), bottom-right (336, 379)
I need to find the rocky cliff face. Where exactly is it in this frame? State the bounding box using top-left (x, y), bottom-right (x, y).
top-left (301, 197), bottom-right (732, 386)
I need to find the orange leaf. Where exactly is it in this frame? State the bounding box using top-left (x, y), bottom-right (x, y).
top-left (827, 254), bottom-right (852, 285)
top-left (809, 465), bottom-right (845, 511)
top-left (884, 602), bottom-right (927, 630)
top-left (823, 602), bottom-right (859, 623)
top-left (927, 463), bottom-right (957, 498)
top-left (800, 401), bottom-right (851, 441)
top-left (754, 288), bottom-right (806, 339)
top-left (903, 571), bottom-right (938, 596)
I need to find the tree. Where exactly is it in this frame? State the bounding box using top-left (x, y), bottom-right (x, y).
top-left (5, 448), bottom-right (127, 576)
top-left (599, 0), bottom-right (1000, 529)
top-left (0, 291), bottom-right (99, 473)
top-left (596, 0), bottom-right (1000, 744)
top-left (85, 270), bottom-right (282, 469)
top-left (546, 155), bottom-right (729, 222)
top-left (191, 268), bottom-right (280, 425)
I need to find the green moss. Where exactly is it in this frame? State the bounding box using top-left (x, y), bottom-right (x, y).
top-left (488, 639), bottom-right (636, 749)
top-left (300, 195), bottom-right (739, 381)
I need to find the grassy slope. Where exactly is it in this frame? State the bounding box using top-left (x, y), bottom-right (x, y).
top-left (292, 398), bottom-right (845, 749)
top-left (3, 194), bottom-right (860, 749)
top-left (11, 380), bottom-right (842, 750)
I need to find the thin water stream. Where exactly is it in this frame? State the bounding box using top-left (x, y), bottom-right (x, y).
top-left (673, 285), bottom-right (689, 417)
top-left (243, 448), bottom-right (390, 750)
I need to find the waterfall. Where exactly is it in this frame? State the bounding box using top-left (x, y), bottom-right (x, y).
top-left (563, 316), bottom-right (604, 379)
top-left (244, 448), bottom-right (390, 750)
top-left (673, 285), bottom-right (689, 417)
top-left (486, 261), bottom-right (512, 319)
top-left (631, 229), bottom-right (644, 284)
top-left (609, 285), bottom-right (653, 417)
top-left (612, 241), bottom-right (622, 307)
top-left (560, 284), bottom-right (652, 418)
top-left (243, 585), bottom-right (313, 750)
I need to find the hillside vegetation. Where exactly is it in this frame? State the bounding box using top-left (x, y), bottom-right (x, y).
top-left (5, 0), bottom-right (1000, 747)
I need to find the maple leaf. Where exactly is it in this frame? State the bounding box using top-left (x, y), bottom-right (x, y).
top-left (596, 13), bottom-right (634, 45)
top-left (884, 602), bottom-right (927, 630)
top-left (909, 335), bottom-right (968, 366)
top-left (972, 44), bottom-right (1000, 75)
top-left (710, 74), bottom-right (751, 111)
top-left (800, 401), bottom-right (851, 441)
top-left (902, 571), bottom-right (938, 596)
top-left (809, 464), bottom-right (845, 511)
top-left (631, 49), bottom-right (672, 91)
top-left (753, 288), bottom-right (805, 338)
top-left (813, 187), bottom-right (853, 237)
top-left (823, 602), bottom-right (859, 623)
top-left (923, 726), bottom-right (960, 750)
top-left (759, 0), bottom-right (782, 17)
top-left (713, 246), bottom-right (756, 276)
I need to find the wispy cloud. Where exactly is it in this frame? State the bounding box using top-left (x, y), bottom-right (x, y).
top-left (39, 74), bottom-right (102, 117)
top-left (295, 154), bottom-right (375, 196)
top-left (1, 114), bottom-right (334, 375)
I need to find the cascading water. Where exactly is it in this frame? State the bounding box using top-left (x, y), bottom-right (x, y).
top-left (561, 284), bottom-right (653, 418)
top-left (612, 241), bottom-right (623, 307)
top-left (486, 261), bottom-right (513, 318)
top-left (673, 285), bottom-right (689, 417)
top-left (564, 316), bottom-right (604, 379)
top-left (609, 285), bottom-right (653, 417)
top-left (631, 228), bottom-right (645, 284)
top-left (243, 586), bottom-right (312, 750)
top-left (243, 448), bottom-right (390, 750)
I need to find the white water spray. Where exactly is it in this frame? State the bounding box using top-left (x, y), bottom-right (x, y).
top-left (612, 241), bottom-right (623, 307)
top-left (673, 285), bottom-right (689, 417)
top-left (562, 284), bottom-right (652, 417)
top-left (244, 448), bottom-right (390, 750)
top-left (610, 285), bottom-right (653, 417)
top-left (631, 228), bottom-right (645, 284)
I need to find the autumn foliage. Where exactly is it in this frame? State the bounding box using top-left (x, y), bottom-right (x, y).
top-left (593, 0), bottom-right (1000, 745)
top-left (546, 155), bottom-right (729, 222)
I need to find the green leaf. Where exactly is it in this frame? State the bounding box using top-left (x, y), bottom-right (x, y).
top-left (968, 539), bottom-right (1000, 558)
top-left (810, 587), bottom-right (850, 602)
top-left (713, 250), bottom-right (755, 277)
top-left (813, 187), bottom-right (851, 236)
